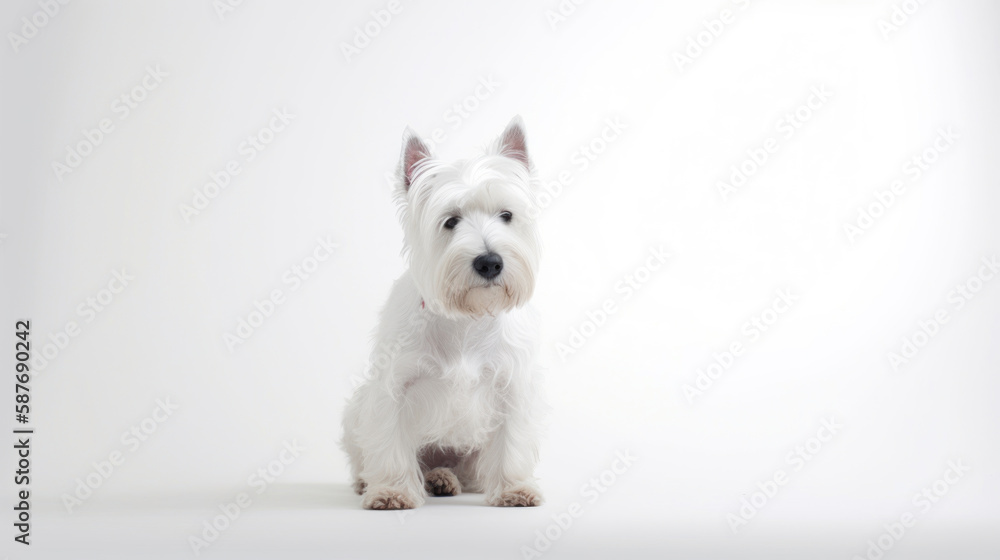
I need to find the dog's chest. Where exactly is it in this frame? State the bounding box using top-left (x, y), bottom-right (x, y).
top-left (404, 315), bottom-right (531, 448)
top-left (410, 372), bottom-right (501, 448)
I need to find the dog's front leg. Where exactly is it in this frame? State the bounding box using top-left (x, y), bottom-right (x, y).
top-left (477, 400), bottom-right (544, 507)
top-left (356, 389), bottom-right (425, 510)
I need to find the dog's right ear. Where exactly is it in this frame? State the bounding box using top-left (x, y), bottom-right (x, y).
top-left (399, 128), bottom-right (432, 191)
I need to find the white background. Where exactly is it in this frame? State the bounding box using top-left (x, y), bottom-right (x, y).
top-left (2, 0), bottom-right (999, 558)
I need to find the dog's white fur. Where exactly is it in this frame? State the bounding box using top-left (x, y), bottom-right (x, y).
top-left (341, 117), bottom-right (545, 509)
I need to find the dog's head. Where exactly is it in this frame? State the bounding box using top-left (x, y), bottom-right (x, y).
top-left (394, 116), bottom-right (540, 318)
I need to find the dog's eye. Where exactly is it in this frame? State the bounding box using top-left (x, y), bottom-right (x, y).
top-left (444, 216), bottom-right (460, 230)
top-left (500, 211), bottom-right (513, 223)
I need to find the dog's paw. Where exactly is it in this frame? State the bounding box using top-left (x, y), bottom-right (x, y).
top-left (424, 467), bottom-right (462, 496)
top-left (361, 486), bottom-right (420, 510)
top-left (487, 485), bottom-right (543, 507)
top-left (352, 479), bottom-right (367, 495)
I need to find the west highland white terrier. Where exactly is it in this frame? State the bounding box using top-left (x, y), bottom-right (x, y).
top-left (341, 117), bottom-right (545, 509)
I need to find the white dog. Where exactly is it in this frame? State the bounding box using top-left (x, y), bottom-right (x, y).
top-left (341, 117), bottom-right (545, 510)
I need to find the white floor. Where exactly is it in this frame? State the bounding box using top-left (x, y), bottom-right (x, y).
top-left (29, 417), bottom-right (1000, 560)
top-left (33, 484), bottom-right (998, 560)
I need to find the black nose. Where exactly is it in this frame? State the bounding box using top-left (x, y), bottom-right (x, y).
top-left (473, 252), bottom-right (503, 280)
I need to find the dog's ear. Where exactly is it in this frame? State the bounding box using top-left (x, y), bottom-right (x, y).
top-left (498, 115), bottom-right (530, 168)
top-left (399, 127), bottom-right (432, 191)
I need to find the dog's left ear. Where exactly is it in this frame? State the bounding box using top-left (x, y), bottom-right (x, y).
top-left (399, 127), bottom-right (432, 191)
top-left (498, 116), bottom-right (530, 168)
